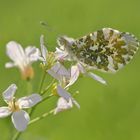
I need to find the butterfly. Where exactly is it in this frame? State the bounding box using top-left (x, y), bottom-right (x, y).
top-left (57, 28), bottom-right (139, 73)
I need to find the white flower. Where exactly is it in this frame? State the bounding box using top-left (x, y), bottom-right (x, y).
top-left (54, 97), bottom-right (73, 114)
top-left (48, 62), bottom-right (79, 88)
top-left (5, 41), bottom-right (40, 79)
top-left (0, 84), bottom-right (42, 131)
top-left (48, 63), bottom-right (80, 114)
top-left (54, 85), bottom-right (80, 114)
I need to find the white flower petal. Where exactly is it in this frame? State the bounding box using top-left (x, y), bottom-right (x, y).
top-left (65, 65), bottom-right (80, 88)
top-left (40, 35), bottom-right (48, 62)
top-left (17, 94), bottom-right (42, 109)
top-left (52, 63), bottom-right (70, 76)
top-left (88, 72), bottom-right (107, 85)
top-left (25, 46), bottom-right (41, 62)
top-left (11, 110), bottom-right (30, 132)
top-left (57, 85), bottom-right (71, 102)
top-left (48, 69), bottom-right (61, 81)
top-left (25, 46), bottom-right (36, 56)
top-left (48, 62), bottom-right (70, 81)
top-left (5, 62), bottom-right (16, 68)
top-left (57, 85), bottom-right (80, 109)
top-left (0, 107), bottom-right (12, 118)
top-left (77, 63), bottom-right (86, 73)
top-left (55, 47), bottom-right (68, 61)
top-left (54, 97), bottom-right (73, 114)
top-left (6, 41), bottom-right (25, 66)
top-left (2, 84), bottom-right (17, 102)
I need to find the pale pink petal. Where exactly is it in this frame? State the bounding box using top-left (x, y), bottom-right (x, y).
top-left (11, 110), bottom-right (30, 131)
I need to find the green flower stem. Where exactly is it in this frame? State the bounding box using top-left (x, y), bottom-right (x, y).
top-left (40, 78), bottom-right (55, 95)
top-left (41, 94), bottom-right (54, 103)
top-left (12, 71), bottom-right (47, 140)
top-left (29, 93), bottom-right (54, 116)
top-left (29, 94), bottom-right (53, 116)
top-left (11, 131), bottom-right (21, 140)
top-left (38, 71), bottom-right (47, 93)
top-left (29, 109), bottom-right (55, 125)
top-left (29, 71), bottom-right (47, 116)
top-left (27, 80), bottom-right (33, 95)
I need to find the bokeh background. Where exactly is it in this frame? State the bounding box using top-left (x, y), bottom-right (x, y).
top-left (0, 0), bottom-right (140, 140)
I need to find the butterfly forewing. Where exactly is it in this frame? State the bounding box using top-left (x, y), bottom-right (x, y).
top-left (72, 28), bottom-right (139, 72)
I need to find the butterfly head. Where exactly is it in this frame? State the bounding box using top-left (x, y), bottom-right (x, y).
top-left (57, 36), bottom-right (77, 58)
top-left (57, 36), bottom-right (75, 48)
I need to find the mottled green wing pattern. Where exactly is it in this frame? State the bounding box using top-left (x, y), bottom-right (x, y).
top-left (71, 28), bottom-right (139, 72)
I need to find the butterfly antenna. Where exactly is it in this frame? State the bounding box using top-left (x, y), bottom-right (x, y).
top-left (40, 21), bottom-right (60, 35)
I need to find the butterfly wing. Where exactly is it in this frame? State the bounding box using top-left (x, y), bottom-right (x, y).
top-left (74, 28), bottom-right (139, 72)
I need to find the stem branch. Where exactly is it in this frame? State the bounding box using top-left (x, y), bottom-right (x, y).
top-left (12, 132), bottom-right (21, 140)
top-left (41, 78), bottom-right (55, 95)
top-left (29, 109), bottom-right (55, 125)
top-left (39, 72), bottom-right (46, 93)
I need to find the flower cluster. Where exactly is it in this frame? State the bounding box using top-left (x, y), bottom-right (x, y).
top-left (0, 35), bottom-right (106, 133)
top-left (0, 84), bottom-right (42, 131)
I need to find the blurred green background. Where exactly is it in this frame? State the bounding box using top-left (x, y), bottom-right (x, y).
top-left (0, 0), bottom-right (140, 140)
